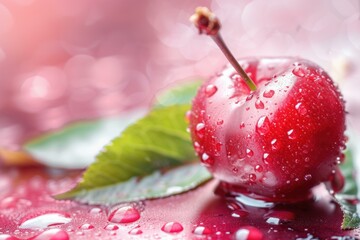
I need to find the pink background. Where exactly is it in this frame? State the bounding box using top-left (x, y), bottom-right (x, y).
top-left (0, 0), bottom-right (359, 149)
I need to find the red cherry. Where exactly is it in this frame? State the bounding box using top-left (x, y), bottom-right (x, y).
top-left (189, 7), bottom-right (346, 202)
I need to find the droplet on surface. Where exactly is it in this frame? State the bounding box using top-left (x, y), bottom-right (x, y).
top-left (234, 226), bottom-right (263, 240)
top-left (205, 84), bottom-right (218, 97)
top-left (246, 149), bottom-right (254, 157)
top-left (128, 228), bottom-right (143, 235)
top-left (255, 165), bottom-right (263, 172)
top-left (31, 229), bottom-right (69, 240)
top-left (201, 153), bottom-right (214, 166)
top-left (195, 123), bottom-right (205, 138)
top-left (287, 129), bottom-right (297, 140)
top-left (255, 100), bottom-right (264, 109)
top-left (264, 211), bottom-right (295, 225)
top-left (217, 119), bottom-right (224, 125)
top-left (240, 122), bottom-right (245, 129)
top-left (79, 223), bottom-right (94, 230)
top-left (304, 174), bottom-right (312, 181)
top-left (89, 207), bottom-right (102, 214)
top-left (231, 209), bottom-right (249, 218)
top-left (295, 102), bottom-right (307, 115)
top-left (292, 66), bottom-right (306, 77)
top-left (263, 153), bottom-right (270, 164)
top-left (263, 90), bottom-right (275, 98)
top-left (270, 139), bottom-right (280, 151)
top-left (193, 226), bottom-right (212, 235)
top-left (249, 174), bottom-right (256, 182)
top-left (19, 213), bottom-right (71, 229)
top-left (104, 224), bottom-right (119, 231)
top-left (161, 222), bottom-right (184, 233)
top-left (108, 206), bottom-right (140, 224)
top-left (256, 116), bottom-right (270, 135)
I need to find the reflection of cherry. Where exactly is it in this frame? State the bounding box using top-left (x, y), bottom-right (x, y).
top-left (189, 7), bottom-right (346, 202)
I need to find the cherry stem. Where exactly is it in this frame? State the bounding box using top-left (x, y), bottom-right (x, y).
top-left (190, 7), bottom-right (257, 91)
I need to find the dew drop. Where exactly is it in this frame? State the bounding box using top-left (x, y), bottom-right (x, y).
top-left (246, 93), bottom-right (254, 101)
top-left (240, 122), bottom-right (245, 129)
top-left (79, 223), bottom-right (94, 230)
top-left (196, 123), bottom-right (205, 138)
top-left (256, 116), bottom-right (270, 135)
top-left (264, 211), bottom-right (295, 225)
top-left (292, 66), bottom-right (306, 77)
top-left (89, 207), bottom-right (102, 214)
top-left (128, 228), bottom-right (143, 235)
top-left (193, 226), bottom-right (212, 235)
top-left (201, 153), bottom-right (214, 166)
top-left (255, 100), bottom-right (265, 109)
top-left (217, 119), bottom-right (224, 125)
top-left (263, 153), bottom-right (270, 164)
top-left (161, 222), bottom-right (184, 233)
top-left (304, 174), bottom-right (312, 181)
top-left (205, 84), bottom-right (218, 97)
top-left (31, 229), bottom-right (69, 240)
top-left (270, 139), bottom-right (280, 151)
top-left (249, 174), bottom-right (256, 182)
top-left (287, 129), bottom-right (297, 140)
top-left (193, 142), bottom-right (202, 153)
top-left (234, 226), bottom-right (263, 240)
top-left (232, 167), bottom-right (239, 173)
top-left (246, 149), bottom-right (254, 157)
top-left (231, 209), bottom-right (249, 218)
top-left (255, 165), bottom-right (263, 172)
top-left (108, 206), bottom-right (140, 223)
top-left (263, 90), bottom-right (275, 98)
top-left (19, 213), bottom-right (71, 229)
top-left (295, 102), bottom-right (307, 115)
top-left (104, 224), bottom-right (119, 231)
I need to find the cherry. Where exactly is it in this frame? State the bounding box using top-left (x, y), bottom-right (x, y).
top-left (189, 7), bottom-right (346, 202)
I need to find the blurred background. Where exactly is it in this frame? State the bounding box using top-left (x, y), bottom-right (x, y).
top-left (0, 0), bottom-right (359, 150)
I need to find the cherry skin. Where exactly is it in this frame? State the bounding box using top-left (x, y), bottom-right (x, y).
top-left (189, 57), bottom-right (346, 202)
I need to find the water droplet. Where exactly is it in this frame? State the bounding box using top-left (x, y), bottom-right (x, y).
top-left (19, 213), bottom-right (71, 229)
top-left (255, 100), bottom-right (265, 109)
top-left (246, 107), bottom-right (250, 111)
top-left (240, 122), bottom-right (245, 129)
top-left (246, 149), bottom-right (254, 157)
top-left (79, 223), bottom-right (94, 230)
top-left (246, 93), bottom-right (254, 101)
top-left (89, 207), bottom-right (102, 214)
top-left (264, 211), bottom-right (295, 225)
top-left (128, 228), bottom-right (143, 235)
top-left (295, 102), bottom-right (307, 115)
top-left (232, 167), bottom-right (239, 173)
top-left (161, 222), bottom-right (184, 233)
top-left (217, 119), bottom-right (224, 125)
top-left (31, 229), bottom-right (69, 240)
top-left (249, 174), bottom-right (256, 182)
top-left (304, 174), bottom-right (312, 181)
top-left (255, 165), bottom-right (263, 172)
top-left (292, 66), bottom-right (306, 77)
top-left (201, 153), bottom-right (214, 166)
top-left (205, 84), bottom-right (218, 97)
top-left (287, 129), bottom-right (297, 140)
top-left (256, 116), bottom-right (270, 135)
top-left (196, 123), bottom-right (205, 138)
top-left (263, 153), bottom-right (270, 164)
top-left (263, 90), bottom-right (275, 98)
top-left (108, 206), bottom-right (140, 223)
top-left (232, 209), bottom-right (249, 218)
top-left (270, 139), bottom-right (280, 151)
top-left (104, 224), bottom-right (119, 231)
top-left (193, 226), bottom-right (212, 235)
top-left (234, 226), bottom-right (263, 240)
top-left (193, 142), bottom-right (202, 153)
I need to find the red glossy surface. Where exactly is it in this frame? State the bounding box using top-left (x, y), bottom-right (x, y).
top-left (0, 167), bottom-right (356, 239)
top-left (189, 58), bottom-right (346, 201)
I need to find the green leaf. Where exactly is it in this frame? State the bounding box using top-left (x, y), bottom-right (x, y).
top-left (56, 104), bottom-right (211, 203)
top-left (153, 80), bottom-right (202, 107)
top-left (56, 163), bottom-right (211, 205)
top-left (335, 149), bottom-right (360, 230)
top-left (24, 110), bottom-right (145, 169)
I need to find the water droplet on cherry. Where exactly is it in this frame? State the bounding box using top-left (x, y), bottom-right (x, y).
top-left (217, 119), bottom-right (224, 125)
top-left (240, 122), bottom-right (245, 129)
top-left (256, 116), bottom-right (270, 135)
top-left (128, 227), bottom-right (143, 235)
top-left (108, 206), bottom-right (140, 223)
top-left (263, 90), bottom-right (275, 98)
top-left (232, 209), bottom-right (249, 218)
top-left (205, 84), bottom-right (218, 97)
top-left (196, 123), bottom-right (205, 138)
top-left (304, 174), bottom-right (312, 181)
top-left (104, 224), bottom-right (119, 231)
top-left (255, 165), bottom-right (263, 172)
top-left (79, 223), bottom-right (94, 230)
top-left (161, 222), bottom-right (184, 233)
top-left (295, 102), bottom-right (307, 115)
top-left (249, 174), bottom-right (256, 182)
top-left (287, 129), bottom-right (297, 140)
top-left (246, 148), bottom-right (254, 157)
top-left (270, 139), bottom-right (280, 151)
top-left (201, 153), bottom-right (214, 166)
top-left (292, 66), bottom-right (306, 77)
top-left (89, 207), bottom-right (102, 214)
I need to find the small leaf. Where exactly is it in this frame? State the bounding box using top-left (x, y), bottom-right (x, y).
top-left (154, 80), bottom-right (202, 107)
top-left (335, 149), bottom-right (360, 230)
top-left (24, 110), bottom-right (145, 169)
top-left (56, 104), bottom-right (209, 203)
top-left (56, 163), bottom-right (211, 205)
